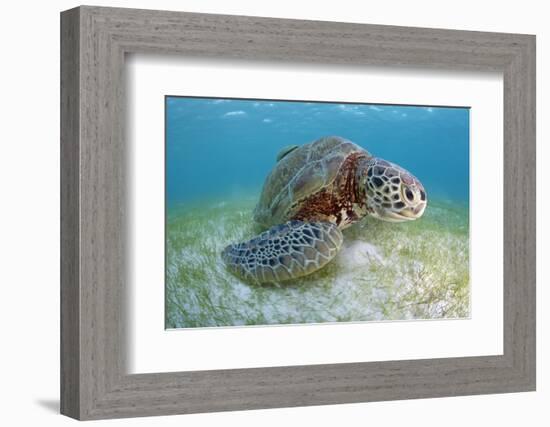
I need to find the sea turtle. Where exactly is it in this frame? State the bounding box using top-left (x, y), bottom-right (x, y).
top-left (222, 136), bottom-right (427, 284)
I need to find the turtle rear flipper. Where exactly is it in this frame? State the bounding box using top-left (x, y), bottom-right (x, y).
top-left (222, 220), bottom-right (343, 284)
top-left (276, 145), bottom-right (299, 162)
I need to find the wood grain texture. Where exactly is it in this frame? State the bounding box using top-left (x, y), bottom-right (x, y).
top-left (60, 5), bottom-right (536, 420)
top-left (60, 7), bottom-right (80, 419)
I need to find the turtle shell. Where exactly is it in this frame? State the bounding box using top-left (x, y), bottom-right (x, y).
top-left (253, 136), bottom-right (370, 227)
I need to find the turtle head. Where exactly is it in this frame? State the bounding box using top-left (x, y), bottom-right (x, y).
top-left (360, 157), bottom-right (427, 222)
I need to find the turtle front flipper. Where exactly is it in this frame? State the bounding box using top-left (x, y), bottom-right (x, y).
top-left (222, 220), bottom-right (343, 284)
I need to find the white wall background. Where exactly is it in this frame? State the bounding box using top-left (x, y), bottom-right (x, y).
top-left (0, 0), bottom-right (546, 425)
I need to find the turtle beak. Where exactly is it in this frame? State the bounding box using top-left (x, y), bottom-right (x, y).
top-left (378, 210), bottom-right (415, 222)
top-left (399, 202), bottom-right (427, 219)
top-left (388, 211), bottom-right (416, 222)
top-left (383, 201), bottom-right (426, 222)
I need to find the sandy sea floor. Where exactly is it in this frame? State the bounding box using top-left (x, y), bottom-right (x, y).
top-left (166, 197), bottom-right (470, 328)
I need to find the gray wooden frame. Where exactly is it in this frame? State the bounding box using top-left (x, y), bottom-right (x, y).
top-left (60, 5), bottom-right (536, 421)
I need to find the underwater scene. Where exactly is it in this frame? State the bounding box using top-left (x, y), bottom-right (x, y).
top-left (165, 97), bottom-right (470, 329)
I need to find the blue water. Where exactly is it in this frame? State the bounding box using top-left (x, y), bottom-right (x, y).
top-left (166, 97), bottom-right (469, 209)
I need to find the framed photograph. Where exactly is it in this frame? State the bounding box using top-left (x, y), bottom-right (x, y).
top-left (61, 6), bottom-right (536, 420)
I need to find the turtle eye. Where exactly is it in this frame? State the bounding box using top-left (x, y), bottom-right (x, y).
top-left (404, 187), bottom-right (415, 202)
